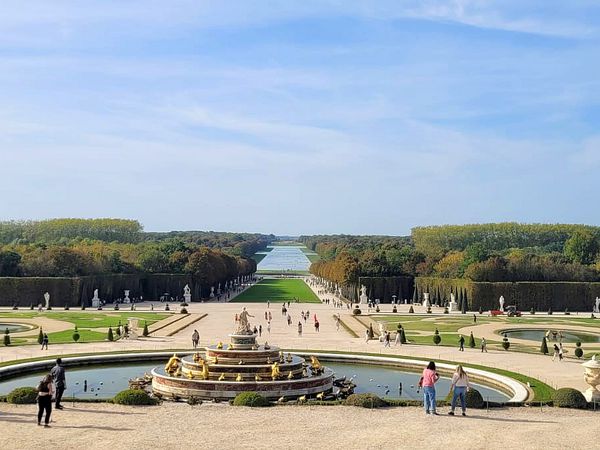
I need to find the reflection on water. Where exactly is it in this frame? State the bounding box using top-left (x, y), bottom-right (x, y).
top-left (257, 246), bottom-right (312, 271)
top-left (503, 329), bottom-right (600, 343)
top-left (0, 360), bottom-right (511, 402)
top-left (0, 323), bottom-right (31, 333)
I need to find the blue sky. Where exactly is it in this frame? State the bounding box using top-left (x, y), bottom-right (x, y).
top-left (1, 1), bottom-right (599, 235)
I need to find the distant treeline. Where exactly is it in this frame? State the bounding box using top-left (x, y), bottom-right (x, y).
top-left (0, 219), bottom-right (274, 283)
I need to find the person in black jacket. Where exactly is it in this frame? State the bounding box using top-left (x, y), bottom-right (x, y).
top-left (50, 358), bottom-right (66, 409)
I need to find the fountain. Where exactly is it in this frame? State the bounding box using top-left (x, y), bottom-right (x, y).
top-left (151, 308), bottom-right (334, 400)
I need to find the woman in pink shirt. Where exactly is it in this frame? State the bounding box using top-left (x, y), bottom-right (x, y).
top-left (420, 361), bottom-right (440, 415)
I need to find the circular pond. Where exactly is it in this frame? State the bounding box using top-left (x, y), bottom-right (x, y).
top-left (0, 322), bottom-right (33, 333)
top-left (501, 329), bottom-right (600, 343)
top-left (0, 359), bottom-right (511, 402)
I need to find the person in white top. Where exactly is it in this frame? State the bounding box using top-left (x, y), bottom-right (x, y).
top-left (448, 365), bottom-right (471, 416)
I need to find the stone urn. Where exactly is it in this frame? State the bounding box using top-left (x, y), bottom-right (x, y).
top-left (582, 354), bottom-right (600, 402)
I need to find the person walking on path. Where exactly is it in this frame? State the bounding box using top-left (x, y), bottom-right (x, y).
top-left (420, 361), bottom-right (440, 415)
top-left (267, 321), bottom-right (271, 334)
top-left (365, 329), bottom-right (370, 343)
top-left (383, 331), bottom-right (391, 348)
top-left (36, 374), bottom-right (54, 427)
top-left (335, 315), bottom-right (340, 331)
top-left (481, 337), bottom-right (487, 353)
top-left (191, 330), bottom-right (199, 349)
top-left (558, 343), bottom-right (564, 361)
top-left (448, 365), bottom-right (471, 416)
top-left (552, 344), bottom-right (560, 361)
top-left (259, 324), bottom-right (263, 337)
top-left (458, 335), bottom-right (465, 352)
top-left (41, 333), bottom-right (49, 350)
top-left (297, 321), bottom-right (303, 337)
top-left (50, 358), bottom-right (66, 410)
top-left (473, 314), bottom-right (477, 323)
top-left (395, 330), bottom-right (402, 346)
top-left (314, 320), bottom-right (320, 332)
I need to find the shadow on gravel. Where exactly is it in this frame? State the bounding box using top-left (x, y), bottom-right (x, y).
top-left (464, 415), bottom-right (557, 424)
top-left (56, 425), bottom-right (133, 431)
top-left (65, 407), bottom-right (145, 415)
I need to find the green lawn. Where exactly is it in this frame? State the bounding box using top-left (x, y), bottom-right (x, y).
top-left (231, 279), bottom-right (320, 303)
top-left (0, 311), bottom-right (169, 329)
top-left (45, 329), bottom-right (108, 344)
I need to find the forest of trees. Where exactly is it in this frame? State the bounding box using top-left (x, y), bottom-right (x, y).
top-left (0, 219), bottom-right (273, 280)
top-left (302, 223), bottom-right (600, 283)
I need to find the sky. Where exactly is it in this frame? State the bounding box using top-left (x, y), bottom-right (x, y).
top-left (1, 1), bottom-right (600, 236)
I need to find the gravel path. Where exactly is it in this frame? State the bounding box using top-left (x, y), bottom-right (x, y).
top-left (0, 402), bottom-right (594, 450)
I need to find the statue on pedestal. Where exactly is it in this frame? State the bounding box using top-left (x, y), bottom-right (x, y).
top-left (423, 293), bottom-right (430, 308)
top-left (210, 286), bottom-right (215, 298)
top-left (449, 292), bottom-right (458, 312)
top-left (359, 285), bottom-right (368, 304)
top-left (594, 297), bottom-right (600, 314)
top-left (499, 296), bottom-right (505, 312)
top-left (183, 284), bottom-right (192, 303)
top-left (43, 292), bottom-right (50, 309)
top-left (91, 289), bottom-right (101, 308)
top-left (236, 308), bottom-right (254, 334)
top-left (124, 290), bottom-right (131, 304)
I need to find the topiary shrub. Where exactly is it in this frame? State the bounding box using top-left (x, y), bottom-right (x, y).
top-left (375, 305), bottom-right (380, 313)
top-left (541, 336), bottom-right (549, 354)
top-left (552, 388), bottom-right (587, 409)
top-left (548, 307), bottom-right (552, 315)
top-left (426, 306), bottom-right (432, 314)
top-left (143, 322), bottom-right (149, 337)
top-left (12, 304), bottom-right (18, 310)
top-left (469, 332), bottom-right (476, 348)
top-left (344, 393), bottom-right (387, 408)
top-left (37, 328), bottom-right (44, 345)
top-left (3, 328), bottom-right (10, 346)
top-left (443, 307), bottom-right (449, 314)
top-left (81, 304), bottom-right (86, 310)
top-left (575, 341), bottom-right (583, 359)
top-left (165, 304), bottom-right (170, 311)
top-left (114, 304), bottom-right (119, 311)
top-left (352, 307), bottom-right (362, 315)
top-left (502, 334), bottom-right (510, 350)
top-left (408, 305), bottom-right (414, 314)
top-left (72, 326), bottom-right (80, 342)
top-left (107, 327), bottom-right (114, 342)
top-left (180, 308), bottom-right (188, 314)
top-left (392, 306), bottom-right (397, 313)
top-left (30, 304), bottom-right (34, 310)
top-left (478, 307), bottom-right (483, 315)
top-left (465, 388), bottom-right (484, 409)
top-left (433, 329), bottom-right (441, 345)
top-left (113, 389), bottom-right (158, 405)
top-left (64, 303), bottom-right (70, 310)
top-left (7, 387), bottom-right (38, 404)
top-left (232, 392), bottom-right (270, 407)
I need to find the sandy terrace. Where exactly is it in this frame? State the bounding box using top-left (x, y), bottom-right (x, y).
top-left (0, 402), bottom-right (595, 450)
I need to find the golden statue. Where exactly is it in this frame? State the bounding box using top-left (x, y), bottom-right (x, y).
top-left (286, 353), bottom-right (293, 363)
top-left (193, 352), bottom-right (203, 363)
top-left (255, 374), bottom-right (262, 381)
top-left (197, 359), bottom-right (209, 380)
top-left (271, 362), bottom-right (281, 380)
top-left (174, 367), bottom-right (182, 377)
top-left (186, 370), bottom-right (194, 379)
top-left (310, 356), bottom-right (323, 374)
top-left (164, 353), bottom-right (181, 375)
top-left (279, 351), bottom-right (284, 362)
top-left (228, 343), bottom-right (234, 350)
top-left (214, 355), bottom-right (219, 364)
top-left (287, 370), bottom-right (294, 380)
top-left (217, 341), bottom-right (223, 349)
top-left (236, 373), bottom-right (243, 382)
top-left (218, 373), bottom-right (226, 381)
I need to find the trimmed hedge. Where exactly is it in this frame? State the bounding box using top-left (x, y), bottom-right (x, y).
top-left (112, 389), bottom-right (158, 405)
top-left (7, 387), bottom-right (38, 404)
top-left (552, 388), bottom-right (587, 409)
top-left (465, 389), bottom-right (485, 408)
top-left (344, 393), bottom-right (387, 408)
top-left (232, 392), bottom-right (270, 407)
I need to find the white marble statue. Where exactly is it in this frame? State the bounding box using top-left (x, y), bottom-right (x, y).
top-left (499, 295), bottom-right (505, 312)
top-left (124, 290), bottom-right (131, 304)
top-left (183, 284), bottom-right (192, 303)
top-left (91, 289), bottom-right (101, 308)
top-left (210, 286), bottom-right (215, 298)
top-left (43, 292), bottom-right (50, 309)
top-left (449, 292), bottom-right (458, 312)
top-left (217, 283), bottom-right (222, 295)
top-left (359, 285), bottom-right (368, 304)
top-left (423, 293), bottom-right (430, 308)
top-left (237, 308), bottom-right (254, 334)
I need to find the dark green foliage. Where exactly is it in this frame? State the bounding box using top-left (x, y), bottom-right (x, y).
top-left (368, 324), bottom-right (374, 339)
top-left (433, 329), bottom-right (441, 345)
top-left (465, 389), bottom-right (484, 408)
top-left (502, 334), bottom-right (510, 350)
top-left (37, 327), bottom-right (44, 345)
top-left (344, 393), bottom-right (387, 408)
top-left (107, 327), bottom-right (114, 342)
top-left (112, 389), bottom-right (158, 405)
top-left (0, 250), bottom-right (21, 276)
top-left (552, 388), bottom-right (587, 409)
top-left (575, 341), bottom-right (583, 358)
top-left (142, 322), bottom-right (149, 337)
top-left (400, 327), bottom-right (407, 344)
top-left (530, 307), bottom-right (535, 315)
top-left (352, 307), bottom-right (361, 315)
top-left (564, 230), bottom-right (599, 265)
top-left (72, 326), bottom-right (80, 342)
top-left (180, 307), bottom-right (188, 314)
top-left (7, 387), bottom-right (38, 404)
top-left (165, 304), bottom-right (170, 311)
top-left (3, 328), bottom-right (10, 346)
top-left (408, 305), bottom-right (414, 313)
top-left (232, 392), bottom-right (270, 407)
top-left (541, 337), bottom-right (549, 354)
top-left (469, 332), bottom-right (475, 348)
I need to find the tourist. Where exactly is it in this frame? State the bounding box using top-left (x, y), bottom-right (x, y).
top-left (420, 361), bottom-right (440, 415)
top-left (41, 333), bottom-right (49, 350)
top-left (50, 358), bottom-right (66, 410)
top-left (267, 321), bottom-right (271, 334)
top-left (253, 326), bottom-right (258, 335)
top-left (267, 300), bottom-right (270, 309)
top-left (268, 311), bottom-right (272, 321)
top-left (458, 335), bottom-right (465, 352)
top-left (383, 331), bottom-right (390, 347)
top-left (315, 320), bottom-right (320, 332)
top-left (481, 337), bottom-right (488, 353)
top-left (552, 344), bottom-right (560, 361)
top-left (473, 314), bottom-right (477, 323)
top-left (191, 329), bottom-right (199, 349)
top-left (298, 321), bottom-right (303, 337)
top-left (259, 324), bottom-right (263, 336)
top-left (558, 343), bottom-right (564, 361)
top-left (287, 315), bottom-right (292, 326)
top-left (335, 316), bottom-right (340, 331)
top-left (395, 329), bottom-right (402, 346)
top-left (365, 329), bottom-right (370, 343)
top-left (448, 365), bottom-right (471, 416)
top-left (36, 374), bottom-right (54, 427)
top-left (264, 311), bottom-right (268, 321)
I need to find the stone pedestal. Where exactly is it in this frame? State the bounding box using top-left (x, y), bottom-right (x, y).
top-left (449, 301), bottom-right (459, 312)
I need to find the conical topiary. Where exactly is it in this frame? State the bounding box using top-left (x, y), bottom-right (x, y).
top-left (541, 336), bottom-right (549, 354)
top-left (107, 327), bottom-right (114, 342)
top-left (400, 327), bottom-right (407, 344)
top-left (575, 341), bottom-right (583, 359)
top-left (72, 326), bottom-right (80, 342)
top-left (469, 332), bottom-right (475, 348)
top-left (433, 328), bottom-right (441, 345)
top-left (38, 327), bottom-right (44, 345)
top-left (3, 328), bottom-right (10, 346)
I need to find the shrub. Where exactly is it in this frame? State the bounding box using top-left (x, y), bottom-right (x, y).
top-left (392, 306), bottom-right (397, 313)
top-left (352, 307), bottom-right (361, 315)
top-left (30, 304), bottom-right (34, 310)
top-left (64, 303), bottom-right (70, 310)
top-left (165, 304), bottom-right (170, 311)
top-left (180, 302), bottom-right (189, 307)
top-left (107, 327), bottom-right (114, 342)
top-left (408, 306), bottom-right (414, 314)
top-left (114, 304), bottom-right (119, 310)
top-left (72, 327), bottom-right (80, 342)
top-left (400, 328), bottom-right (407, 344)
top-left (426, 306), bottom-right (432, 314)
top-left (575, 341), bottom-right (583, 359)
top-left (12, 304), bottom-right (17, 310)
top-left (81, 304), bottom-right (86, 310)
top-left (541, 337), bottom-right (549, 354)
top-left (344, 393), bottom-right (387, 408)
top-left (113, 389), bottom-right (158, 405)
top-left (433, 329), bottom-right (441, 345)
top-left (465, 389), bottom-right (484, 409)
top-left (232, 392), bottom-right (270, 407)
top-left (552, 388), bottom-right (587, 409)
top-left (468, 332), bottom-right (476, 348)
top-left (443, 307), bottom-right (449, 314)
top-left (7, 387), bottom-right (38, 404)
top-left (180, 308), bottom-right (188, 314)
top-left (375, 305), bottom-right (380, 312)
top-left (37, 328), bottom-right (44, 345)
top-left (143, 322), bottom-right (149, 337)
top-left (3, 328), bottom-right (10, 346)
top-left (502, 334), bottom-right (510, 350)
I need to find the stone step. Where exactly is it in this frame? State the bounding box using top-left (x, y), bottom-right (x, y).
top-left (153, 313), bottom-right (207, 337)
top-left (148, 314), bottom-right (187, 334)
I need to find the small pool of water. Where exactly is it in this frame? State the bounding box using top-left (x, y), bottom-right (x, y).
top-left (0, 359), bottom-right (511, 402)
top-left (501, 329), bottom-right (600, 343)
top-left (0, 323), bottom-right (31, 333)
